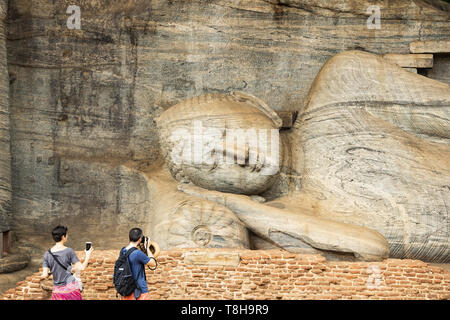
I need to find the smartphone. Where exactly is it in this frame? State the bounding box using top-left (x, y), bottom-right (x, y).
top-left (85, 242), bottom-right (92, 251)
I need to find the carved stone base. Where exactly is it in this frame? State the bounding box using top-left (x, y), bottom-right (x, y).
top-left (0, 252), bottom-right (30, 274)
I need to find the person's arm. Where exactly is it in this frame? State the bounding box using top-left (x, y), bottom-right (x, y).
top-left (41, 267), bottom-right (50, 279)
top-left (137, 249), bottom-right (157, 269)
top-left (145, 252), bottom-right (157, 268)
top-left (72, 247), bottom-right (94, 273)
top-left (40, 253), bottom-right (50, 279)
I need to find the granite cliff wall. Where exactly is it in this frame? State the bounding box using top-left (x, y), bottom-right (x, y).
top-left (0, 0), bottom-right (11, 234)
top-left (3, 0), bottom-right (450, 254)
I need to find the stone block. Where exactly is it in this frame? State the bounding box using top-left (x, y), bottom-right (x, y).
top-left (382, 54), bottom-right (433, 68)
top-left (410, 40), bottom-right (450, 53)
top-left (183, 251), bottom-right (241, 267)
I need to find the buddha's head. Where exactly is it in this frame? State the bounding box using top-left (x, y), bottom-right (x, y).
top-left (157, 92), bottom-right (282, 195)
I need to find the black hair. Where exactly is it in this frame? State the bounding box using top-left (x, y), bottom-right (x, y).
top-left (129, 227), bottom-right (143, 242)
top-left (52, 225), bottom-right (68, 242)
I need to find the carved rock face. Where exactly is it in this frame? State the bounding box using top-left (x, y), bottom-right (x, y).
top-left (157, 92), bottom-right (283, 195)
top-left (290, 50), bottom-right (450, 262)
top-left (163, 198), bottom-right (249, 249)
top-left (0, 0), bottom-right (11, 234)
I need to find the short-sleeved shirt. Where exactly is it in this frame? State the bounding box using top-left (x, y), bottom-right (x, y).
top-left (120, 247), bottom-right (150, 298)
top-left (43, 248), bottom-right (79, 286)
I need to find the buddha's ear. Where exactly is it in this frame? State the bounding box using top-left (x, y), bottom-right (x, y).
top-left (230, 91), bottom-right (282, 129)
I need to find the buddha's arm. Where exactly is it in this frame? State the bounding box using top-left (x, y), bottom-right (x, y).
top-left (178, 183), bottom-right (390, 261)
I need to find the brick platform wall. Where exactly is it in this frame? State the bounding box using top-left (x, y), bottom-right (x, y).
top-left (1, 249), bottom-right (449, 300)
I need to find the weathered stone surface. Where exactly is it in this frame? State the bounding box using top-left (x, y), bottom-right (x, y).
top-left (410, 40), bottom-right (450, 53)
top-left (179, 182), bottom-right (390, 261)
top-left (145, 167), bottom-right (250, 250)
top-left (171, 49), bottom-right (449, 262)
top-left (183, 250), bottom-right (241, 267)
top-left (403, 67), bottom-right (418, 73)
top-left (0, 252), bottom-right (29, 274)
top-left (382, 54), bottom-right (433, 68)
top-left (287, 50), bottom-right (450, 262)
top-left (423, 54), bottom-right (450, 85)
top-left (157, 92), bottom-right (282, 195)
top-left (0, 0), bottom-right (11, 234)
top-left (3, 0), bottom-right (450, 259)
top-left (11, 160), bottom-right (152, 250)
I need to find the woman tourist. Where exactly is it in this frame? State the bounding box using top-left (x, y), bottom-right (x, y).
top-left (41, 225), bottom-right (93, 300)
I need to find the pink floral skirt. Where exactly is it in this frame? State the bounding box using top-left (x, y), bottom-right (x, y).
top-left (52, 281), bottom-right (82, 300)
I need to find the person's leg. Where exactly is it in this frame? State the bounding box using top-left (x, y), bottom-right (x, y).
top-left (122, 293), bottom-right (136, 300)
top-left (137, 292), bottom-right (151, 300)
top-left (51, 282), bottom-right (82, 300)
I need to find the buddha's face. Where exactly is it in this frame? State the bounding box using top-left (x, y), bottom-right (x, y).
top-left (158, 92), bottom-right (282, 195)
top-left (168, 119), bottom-right (281, 195)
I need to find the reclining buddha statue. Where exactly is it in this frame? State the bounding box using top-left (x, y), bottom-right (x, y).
top-left (144, 50), bottom-right (449, 262)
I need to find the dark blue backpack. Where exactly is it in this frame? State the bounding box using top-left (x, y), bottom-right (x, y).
top-left (113, 247), bottom-right (138, 297)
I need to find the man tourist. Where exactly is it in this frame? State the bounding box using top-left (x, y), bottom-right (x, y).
top-left (115, 227), bottom-right (160, 300)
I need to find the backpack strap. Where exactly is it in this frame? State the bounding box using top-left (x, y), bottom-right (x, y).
top-left (121, 247), bottom-right (138, 271)
top-left (122, 247), bottom-right (146, 283)
top-left (47, 249), bottom-right (70, 272)
top-left (122, 246), bottom-right (138, 259)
